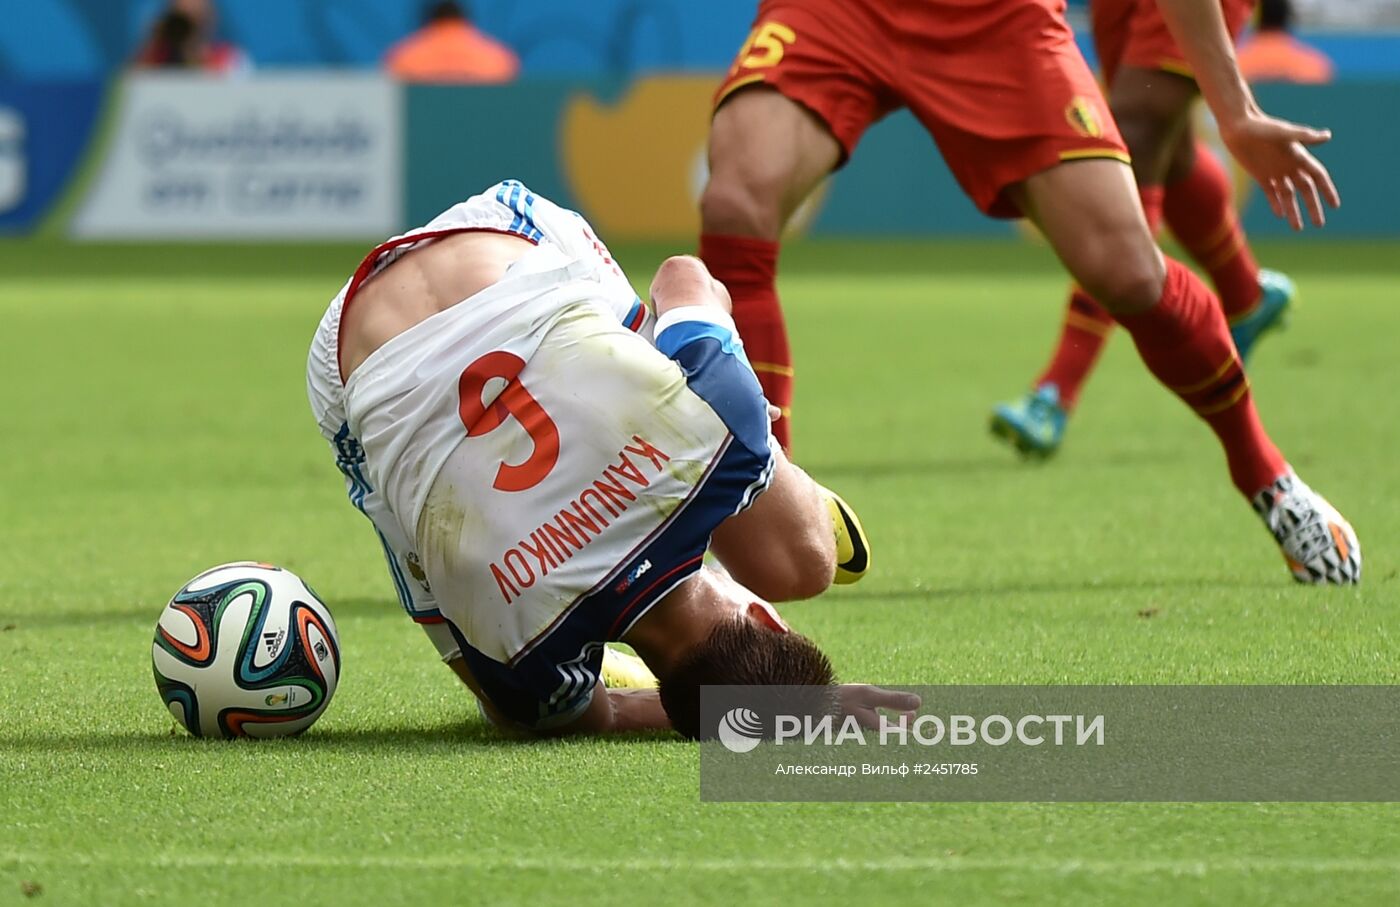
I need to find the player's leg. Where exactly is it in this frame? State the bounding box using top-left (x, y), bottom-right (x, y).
top-left (1011, 161), bottom-right (1167, 319)
top-left (913, 0), bottom-right (1351, 581)
top-left (702, 88), bottom-right (842, 245)
top-left (700, 0), bottom-right (895, 453)
top-left (1163, 136), bottom-right (1294, 361)
top-left (1154, 0), bottom-right (1291, 359)
top-left (992, 0), bottom-right (1274, 455)
top-left (990, 63), bottom-right (1194, 458)
top-left (1011, 159), bottom-right (1359, 583)
top-left (699, 88), bottom-right (843, 452)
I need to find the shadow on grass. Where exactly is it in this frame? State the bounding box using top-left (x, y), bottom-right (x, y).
top-left (10, 562), bottom-right (1287, 632)
top-left (840, 575), bottom-right (1263, 602)
top-left (4, 598), bottom-right (399, 630)
top-left (804, 449), bottom-right (1179, 481)
top-left (0, 721), bottom-right (680, 753)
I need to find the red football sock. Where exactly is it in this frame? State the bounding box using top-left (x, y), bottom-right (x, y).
top-left (1034, 187), bottom-right (1164, 410)
top-left (1164, 141), bottom-right (1262, 320)
top-left (1115, 258), bottom-right (1286, 497)
top-left (699, 233), bottom-right (793, 450)
top-left (1034, 290), bottom-right (1115, 411)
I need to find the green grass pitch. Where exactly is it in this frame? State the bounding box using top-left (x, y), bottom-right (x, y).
top-left (1, 237), bottom-right (1397, 905)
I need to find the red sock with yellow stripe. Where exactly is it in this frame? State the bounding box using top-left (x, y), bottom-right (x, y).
top-left (1163, 142), bottom-right (1262, 321)
top-left (1034, 186), bottom-right (1164, 409)
top-left (699, 232), bottom-right (793, 450)
top-left (1115, 258), bottom-right (1286, 497)
top-left (1034, 290), bottom-right (1114, 410)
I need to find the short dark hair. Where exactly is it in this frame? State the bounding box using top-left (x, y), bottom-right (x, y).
top-left (658, 619), bottom-right (836, 740)
top-left (153, 12), bottom-right (198, 66)
top-left (1258, 0), bottom-right (1292, 32)
top-left (424, 1), bottom-right (469, 24)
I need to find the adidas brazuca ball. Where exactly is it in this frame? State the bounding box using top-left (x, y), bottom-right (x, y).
top-left (152, 562), bottom-right (341, 739)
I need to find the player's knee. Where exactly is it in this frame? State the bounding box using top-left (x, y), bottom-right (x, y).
top-left (1079, 248), bottom-right (1166, 315)
top-left (1062, 219), bottom-right (1166, 314)
top-left (700, 171), bottom-right (785, 240)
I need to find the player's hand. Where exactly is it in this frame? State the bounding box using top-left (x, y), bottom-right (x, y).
top-left (838, 684), bottom-right (921, 729)
top-left (1219, 111), bottom-right (1340, 230)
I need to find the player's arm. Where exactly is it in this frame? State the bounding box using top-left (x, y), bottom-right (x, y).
top-left (448, 660), bottom-right (670, 735)
top-left (1154, 0), bottom-right (1339, 229)
top-left (650, 255), bottom-right (775, 437)
top-left (557, 684), bottom-right (671, 735)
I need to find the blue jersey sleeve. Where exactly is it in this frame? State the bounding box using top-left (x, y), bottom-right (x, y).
top-left (654, 308), bottom-right (773, 461)
top-left (447, 620), bottom-right (603, 730)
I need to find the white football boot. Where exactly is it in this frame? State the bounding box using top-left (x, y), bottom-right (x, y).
top-left (1252, 470), bottom-right (1361, 585)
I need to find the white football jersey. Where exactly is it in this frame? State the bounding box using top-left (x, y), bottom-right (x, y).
top-left (307, 182), bottom-right (778, 728)
top-left (307, 181), bottom-right (652, 658)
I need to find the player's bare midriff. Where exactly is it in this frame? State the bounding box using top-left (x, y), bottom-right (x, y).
top-left (338, 230), bottom-right (537, 381)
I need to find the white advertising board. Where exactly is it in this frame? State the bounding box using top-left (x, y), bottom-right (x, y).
top-left (72, 73), bottom-right (401, 239)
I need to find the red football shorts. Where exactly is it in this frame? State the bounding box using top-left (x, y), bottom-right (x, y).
top-left (1093, 0), bottom-right (1256, 84)
top-left (713, 0), bottom-right (1128, 218)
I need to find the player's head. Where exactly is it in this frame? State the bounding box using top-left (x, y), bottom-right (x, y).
top-left (657, 604), bottom-right (835, 740)
top-left (170, 0), bottom-right (214, 29)
top-left (148, 11), bottom-right (200, 66)
top-left (423, 0), bottom-right (469, 24)
top-left (1258, 0), bottom-right (1292, 32)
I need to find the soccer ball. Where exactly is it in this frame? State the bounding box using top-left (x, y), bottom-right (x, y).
top-left (152, 562), bottom-right (341, 739)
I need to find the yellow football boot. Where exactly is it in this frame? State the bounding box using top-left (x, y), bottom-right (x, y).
top-left (601, 645), bottom-right (658, 689)
top-left (821, 486), bottom-right (871, 585)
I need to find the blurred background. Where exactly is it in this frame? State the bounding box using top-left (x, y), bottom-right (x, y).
top-left (1, 0), bottom-right (1397, 243)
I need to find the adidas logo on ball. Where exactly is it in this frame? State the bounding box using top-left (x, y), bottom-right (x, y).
top-left (153, 563), bottom-right (341, 739)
